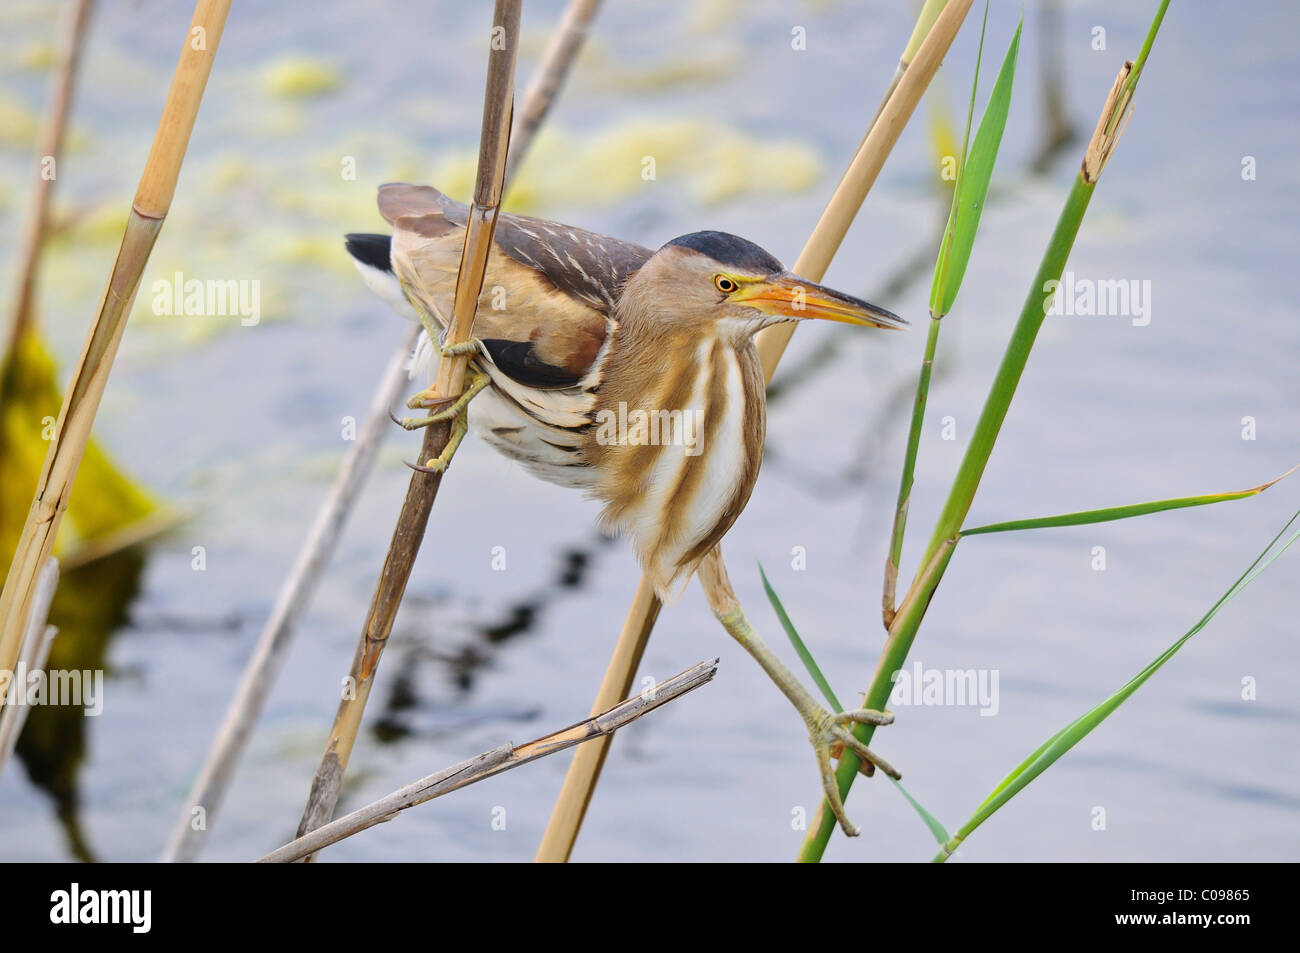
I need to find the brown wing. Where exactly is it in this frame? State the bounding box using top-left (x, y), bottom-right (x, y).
top-left (378, 183), bottom-right (652, 388)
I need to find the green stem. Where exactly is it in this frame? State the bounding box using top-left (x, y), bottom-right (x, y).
top-left (798, 0), bottom-right (1171, 865)
top-left (920, 174), bottom-right (1094, 571)
top-left (1126, 1), bottom-right (1169, 94)
top-left (883, 316), bottom-right (942, 625)
top-left (798, 539), bottom-right (956, 862)
top-left (934, 508), bottom-right (1300, 863)
top-left (799, 174), bottom-right (1096, 863)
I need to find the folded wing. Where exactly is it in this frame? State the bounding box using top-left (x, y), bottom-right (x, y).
top-left (379, 183), bottom-right (652, 390)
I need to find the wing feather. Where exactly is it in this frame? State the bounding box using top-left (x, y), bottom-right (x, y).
top-left (379, 183), bottom-right (652, 387)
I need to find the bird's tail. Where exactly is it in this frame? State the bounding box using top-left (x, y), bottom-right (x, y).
top-left (345, 232), bottom-right (433, 380)
top-left (345, 233), bottom-right (418, 323)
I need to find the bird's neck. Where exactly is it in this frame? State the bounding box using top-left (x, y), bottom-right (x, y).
top-left (587, 317), bottom-right (767, 596)
top-left (595, 317), bottom-right (764, 429)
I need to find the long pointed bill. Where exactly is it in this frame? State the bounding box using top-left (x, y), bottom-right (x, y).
top-left (741, 273), bottom-right (907, 329)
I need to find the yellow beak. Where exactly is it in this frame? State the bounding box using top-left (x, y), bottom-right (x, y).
top-left (740, 273), bottom-right (906, 329)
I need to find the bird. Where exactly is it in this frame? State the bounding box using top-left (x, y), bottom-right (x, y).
top-left (347, 183), bottom-right (907, 835)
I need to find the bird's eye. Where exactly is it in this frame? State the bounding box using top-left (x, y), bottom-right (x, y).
top-left (715, 275), bottom-right (738, 294)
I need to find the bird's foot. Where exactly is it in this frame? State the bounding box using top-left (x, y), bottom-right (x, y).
top-left (803, 704), bottom-right (898, 837)
top-left (436, 337), bottom-right (483, 360)
top-left (404, 406), bottom-right (470, 474)
top-left (697, 549), bottom-right (901, 840)
top-left (395, 367), bottom-right (489, 474)
top-left (400, 367), bottom-right (491, 422)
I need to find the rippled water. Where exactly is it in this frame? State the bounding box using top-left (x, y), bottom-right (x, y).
top-left (1, 0), bottom-right (1297, 862)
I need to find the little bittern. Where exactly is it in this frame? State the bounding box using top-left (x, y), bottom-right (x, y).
top-left (348, 183), bottom-right (907, 835)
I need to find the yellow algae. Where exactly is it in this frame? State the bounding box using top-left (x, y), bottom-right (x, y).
top-left (0, 94), bottom-right (38, 146)
top-left (61, 204), bottom-right (130, 247)
top-left (266, 179), bottom-right (392, 227)
top-left (17, 41), bottom-right (55, 71)
top-left (465, 119), bottom-right (821, 210)
top-left (575, 44), bottom-right (736, 93)
top-left (261, 55), bottom-right (344, 98)
top-left (210, 156), bottom-right (254, 190)
top-left (603, 55), bottom-right (737, 92)
top-left (272, 234), bottom-right (358, 274)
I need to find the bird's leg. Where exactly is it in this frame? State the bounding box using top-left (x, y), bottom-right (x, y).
top-left (395, 277), bottom-right (486, 409)
top-left (398, 278), bottom-right (448, 352)
top-left (696, 547), bottom-right (899, 838)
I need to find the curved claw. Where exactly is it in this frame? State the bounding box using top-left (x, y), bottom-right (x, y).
top-left (403, 459), bottom-right (443, 474)
top-left (406, 391), bottom-right (457, 411)
top-left (816, 747), bottom-right (860, 837)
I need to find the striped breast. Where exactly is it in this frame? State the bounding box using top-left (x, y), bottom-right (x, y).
top-left (589, 335), bottom-right (766, 602)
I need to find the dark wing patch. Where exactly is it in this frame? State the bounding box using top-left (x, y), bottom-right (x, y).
top-left (481, 339), bottom-right (585, 390)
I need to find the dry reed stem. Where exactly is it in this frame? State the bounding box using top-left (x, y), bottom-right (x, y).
top-left (534, 575), bottom-right (661, 861)
top-left (259, 659), bottom-right (716, 862)
top-left (534, 0), bottom-right (975, 862)
top-left (0, 0), bottom-right (230, 709)
top-left (167, 0), bottom-right (604, 866)
top-left (0, 558), bottom-right (58, 779)
top-left (293, 0), bottom-right (522, 860)
top-left (3, 0), bottom-right (94, 359)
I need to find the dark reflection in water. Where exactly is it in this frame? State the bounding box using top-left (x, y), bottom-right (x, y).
top-left (14, 546), bottom-right (148, 863)
top-left (373, 535), bottom-right (611, 742)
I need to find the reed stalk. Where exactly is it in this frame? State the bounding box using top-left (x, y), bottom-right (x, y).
top-left (0, 0), bottom-right (230, 708)
top-left (294, 0), bottom-right (522, 860)
top-left (165, 0), bottom-right (604, 865)
top-left (797, 2), bottom-right (1171, 862)
top-left (3, 0), bottom-right (93, 360)
top-left (0, 558), bottom-right (58, 779)
top-left (535, 0), bottom-right (976, 863)
top-left (260, 659), bottom-right (715, 862)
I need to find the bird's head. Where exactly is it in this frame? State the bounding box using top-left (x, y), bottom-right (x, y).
top-left (628, 230), bottom-right (906, 340)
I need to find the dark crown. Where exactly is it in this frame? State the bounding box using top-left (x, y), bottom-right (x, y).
top-left (664, 231), bottom-right (784, 275)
